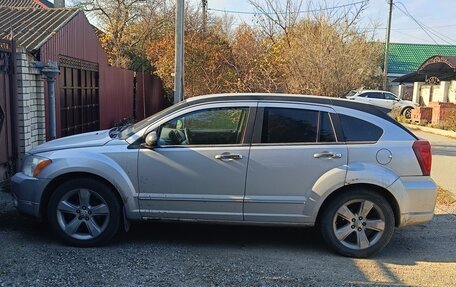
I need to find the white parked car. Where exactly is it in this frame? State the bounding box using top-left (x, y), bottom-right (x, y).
top-left (347, 90), bottom-right (418, 118)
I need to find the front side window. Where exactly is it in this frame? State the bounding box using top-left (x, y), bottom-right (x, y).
top-left (260, 108), bottom-right (336, 144)
top-left (384, 93), bottom-right (398, 100)
top-left (158, 107), bottom-right (249, 146)
top-left (366, 92), bottom-right (384, 99)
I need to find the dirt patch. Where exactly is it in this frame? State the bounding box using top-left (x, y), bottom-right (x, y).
top-left (436, 186), bottom-right (456, 206)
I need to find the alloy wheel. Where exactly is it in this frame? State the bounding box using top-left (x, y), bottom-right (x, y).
top-left (56, 188), bottom-right (110, 240)
top-left (332, 199), bottom-right (386, 250)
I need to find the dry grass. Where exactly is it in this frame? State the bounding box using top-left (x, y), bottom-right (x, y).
top-left (436, 186), bottom-right (456, 206)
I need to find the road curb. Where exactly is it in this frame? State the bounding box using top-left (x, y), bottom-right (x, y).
top-left (404, 123), bottom-right (456, 138)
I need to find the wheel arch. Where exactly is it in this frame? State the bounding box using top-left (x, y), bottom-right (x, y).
top-left (400, 106), bottom-right (414, 114)
top-left (316, 183), bottom-right (401, 227)
top-left (40, 172), bottom-right (123, 219)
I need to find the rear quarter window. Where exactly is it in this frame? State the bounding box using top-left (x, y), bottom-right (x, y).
top-left (338, 114), bottom-right (383, 142)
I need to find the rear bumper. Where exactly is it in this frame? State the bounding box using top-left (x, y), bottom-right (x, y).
top-left (389, 176), bottom-right (437, 227)
top-left (11, 172), bottom-right (50, 218)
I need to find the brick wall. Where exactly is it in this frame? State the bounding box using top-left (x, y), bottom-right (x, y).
top-left (411, 107), bottom-right (432, 124)
top-left (429, 102), bottom-right (456, 126)
top-left (16, 48), bottom-right (46, 158)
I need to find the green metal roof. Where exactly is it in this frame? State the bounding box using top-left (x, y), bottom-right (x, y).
top-left (388, 43), bottom-right (456, 75)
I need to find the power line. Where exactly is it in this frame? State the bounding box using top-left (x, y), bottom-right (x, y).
top-left (207, 0), bottom-right (367, 15)
top-left (370, 23), bottom-right (456, 31)
top-left (394, 2), bottom-right (450, 44)
top-left (393, 31), bottom-right (434, 43)
top-left (393, 2), bottom-right (455, 45)
top-left (394, 3), bottom-right (439, 44)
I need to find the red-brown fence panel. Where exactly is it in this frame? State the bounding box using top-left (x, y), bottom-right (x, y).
top-left (99, 66), bottom-right (134, 129)
top-left (135, 73), bottom-right (168, 121)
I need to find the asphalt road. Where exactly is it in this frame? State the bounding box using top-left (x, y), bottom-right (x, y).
top-left (412, 130), bottom-right (456, 195)
top-left (0, 189), bottom-right (455, 287)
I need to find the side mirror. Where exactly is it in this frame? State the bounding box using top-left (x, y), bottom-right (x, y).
top-left (145, 131), bottom-right (158, 147)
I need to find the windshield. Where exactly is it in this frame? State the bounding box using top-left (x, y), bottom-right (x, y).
top-left (118, 101), bottom-right (187, 140)
top-left (345, 90), bottom-right (357, 98)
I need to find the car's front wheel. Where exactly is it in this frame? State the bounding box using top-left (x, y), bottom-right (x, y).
top-left (402, 107), bottom-right (413, 119)
top-left (47, 177), bottom-right (121, 247)
top-left (319, 189), bottom-right (395, 258)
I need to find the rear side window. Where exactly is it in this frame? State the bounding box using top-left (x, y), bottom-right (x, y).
top-left (262, 108), bottom-right (318, 143)
top-left (339, 114), bottom-right (383, 142)
top-left (260, 108), bottom-right (337, 144)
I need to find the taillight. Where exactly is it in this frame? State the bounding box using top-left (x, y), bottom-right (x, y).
top-left (412, 140), bottom-right (432, 176)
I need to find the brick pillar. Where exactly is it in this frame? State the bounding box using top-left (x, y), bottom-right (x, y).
top-left (450, 80), bottom-right (456, 104)
top-left (15, 48), bottom-right (46, 158)
top-left (412, 82), bottom-right (424, 105)
top-left (438, 81), bottom-right (450, 103)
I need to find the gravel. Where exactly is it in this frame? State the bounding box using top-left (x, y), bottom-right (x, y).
top-left (1, 188), bottom-right (455, 287)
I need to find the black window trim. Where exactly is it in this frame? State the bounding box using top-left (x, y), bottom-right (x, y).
top-left (318, 110), bottom-right (338, 143)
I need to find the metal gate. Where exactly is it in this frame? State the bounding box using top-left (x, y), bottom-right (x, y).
top-left (59, 55), bottom-right (100, 137)
top-left (0, 39), bottom-right (18, 181)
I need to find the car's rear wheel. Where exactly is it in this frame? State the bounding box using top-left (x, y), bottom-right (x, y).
top-left (47, 177), bottom-right (121, 247)
top-left (319, 189), bottom-right (395, 258)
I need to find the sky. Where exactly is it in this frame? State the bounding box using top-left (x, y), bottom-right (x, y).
top-left (190, 0), bottom-right (456, 45)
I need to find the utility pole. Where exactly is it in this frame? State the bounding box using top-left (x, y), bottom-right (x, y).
top-left (383, 0), bottom-right (393, 90)
top-left (202, 0), bottom-right (208, 33)
top-left (174, 0), bottom-right (185, 103)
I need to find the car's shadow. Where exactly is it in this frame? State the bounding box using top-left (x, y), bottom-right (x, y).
top-left (1, 190), bottom-right (455, 266)
top-left (120, 220), bottom-right (328, 252)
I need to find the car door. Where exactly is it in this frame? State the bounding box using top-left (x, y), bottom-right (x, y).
top-left (244, 102), bottom-right (348, 223)
top-left (365, 92), bottom-right (388, 109)
top-left (383, 92), bottom-right (398, 110)
top-left (137, 102), bottom-right (256, 221)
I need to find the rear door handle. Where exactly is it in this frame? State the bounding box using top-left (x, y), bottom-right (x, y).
top-left (313, 151), bottom-right (342, 159)
top-left (215, 153), bottom-right (243, 161)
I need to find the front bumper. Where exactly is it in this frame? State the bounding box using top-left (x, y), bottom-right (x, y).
top-left (389, 176), bottom-right (437, 227)
top-left (11, 172), bottom-right (50, 218)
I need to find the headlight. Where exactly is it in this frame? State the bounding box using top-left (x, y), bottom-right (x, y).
top-left (22, 155), bottom-right (52, 177)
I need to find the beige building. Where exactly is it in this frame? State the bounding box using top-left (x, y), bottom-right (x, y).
top-left (393, 56), bottom-right (456, 106)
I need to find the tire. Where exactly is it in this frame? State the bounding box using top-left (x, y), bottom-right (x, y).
top-left (319, 189), bottom-right (395, 258)
top-left (402, 107), bottom-right (413, 119)
top-left (47, 177), bottom-right (121, 247)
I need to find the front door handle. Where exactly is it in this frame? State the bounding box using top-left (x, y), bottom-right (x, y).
top-left (313, 151), bottom-right (342, 159)
top-left (215, 153), bottom-right (243, 161)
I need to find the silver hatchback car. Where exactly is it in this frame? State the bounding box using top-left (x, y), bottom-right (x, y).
top-left (11, 94), bottom-right (436, 257)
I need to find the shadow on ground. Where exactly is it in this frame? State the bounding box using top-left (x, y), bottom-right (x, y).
top-left (1, 188), bottom-right (455, 264)
top-left (1, 188), bottom-right (455, 286)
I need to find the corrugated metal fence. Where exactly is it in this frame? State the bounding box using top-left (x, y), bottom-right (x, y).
top-left (100, 66), bottom-right (134, 128)
top-left (135, 73), bottom-right (170, 121)
top-left (40, 11), bottom-right (168, 137)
